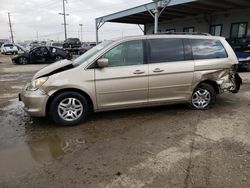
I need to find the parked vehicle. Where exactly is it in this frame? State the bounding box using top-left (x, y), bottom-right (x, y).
top-left (78, 42), bottom-right (96, 55)
top-left (231, 45), bottom-right (250, 71)
top-left (15, 43), bottom-right (27, 52)
top-left (1, 44), bottom-right (18, 55)
top-left (47, 42), bottom-right (63, 48)
top-left (19, 34), bottom-right (242, 126)
top-left (227, 36), bottom-right (250, 71)
top-left (63, 38), bottom-right (81, 49)
top-left (12, 46), bottom-right (71, 64)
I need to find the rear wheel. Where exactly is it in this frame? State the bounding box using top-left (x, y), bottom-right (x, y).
top-left (191, 83), bottom-right (216, 110)
top-left (50, 92), bottom-right (89, 126)
top-left (19, 57), bottom-right (28, 64)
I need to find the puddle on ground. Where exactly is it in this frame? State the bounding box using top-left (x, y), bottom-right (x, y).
top-left (0, 73), bottom-right (32, 82)
top-left (0, 93), bottom-right (18, 99)
top-left (11, 85), bottom-right (23, 90)
top-left (0, 100), bottom-right (87, 178)
top-left (0, 136), bottom-right (66, 177)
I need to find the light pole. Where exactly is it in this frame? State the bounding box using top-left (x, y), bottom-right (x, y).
top-left (79, 24), bottom-right (83, 41)
top-left (8, 12), bottom-right (14, 43)
top-left (59, 0), bottom-right (69, 40)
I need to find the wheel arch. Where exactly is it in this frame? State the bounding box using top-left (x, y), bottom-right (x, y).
top-left (195, 80), bottom-right (220, 94)
top-left (46, 88), bottom-right (94, 116)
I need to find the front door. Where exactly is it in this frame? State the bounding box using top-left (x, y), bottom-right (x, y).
top-left (30, 46), bottom-right (50, 63)
top-left (95, 40), bottom-right (148, 109)
top-left (148, 38), bottom-right (194, 103)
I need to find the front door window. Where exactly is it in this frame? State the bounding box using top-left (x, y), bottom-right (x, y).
top-left (102, 40), bottom-right (144, 67)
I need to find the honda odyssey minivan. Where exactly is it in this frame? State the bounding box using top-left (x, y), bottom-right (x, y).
top-left (19, 34), bottom-right (242, 126)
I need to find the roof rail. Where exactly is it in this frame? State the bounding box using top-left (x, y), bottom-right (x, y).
top-left (156, 32), bottom-right (211, 36)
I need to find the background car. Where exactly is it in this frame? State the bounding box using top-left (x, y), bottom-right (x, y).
top-left (12, 46), bottom-right (71, 65)
top-left (234, 46), bottom-right (250, 71)
top-left (1, 44), bottom-right (18, 55)
top-left (47, 42), bottom-right (63, 48)
top-left (228, 37), bottom-right (250, 71)
top-left (78, 42), bottom-right (97, 55)
top-left (63, 38), bottom-right (81, 49)
top-left (15, 43), bottom-right (27, 53)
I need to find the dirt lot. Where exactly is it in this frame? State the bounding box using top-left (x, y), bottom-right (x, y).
top-left (0, 54), bottom-right (250, 188)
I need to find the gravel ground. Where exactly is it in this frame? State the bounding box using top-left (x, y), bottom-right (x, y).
top-left (0, 54), bottom-right (250, 188)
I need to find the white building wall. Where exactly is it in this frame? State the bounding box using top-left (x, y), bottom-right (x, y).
top-left (145, 8), bottom-right (250, 38)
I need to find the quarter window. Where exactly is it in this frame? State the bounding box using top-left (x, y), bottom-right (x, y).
top-left (102, 40), bottom-right (144, 67)
top-left (148, 39), bottom-right (185, 63)
top-left (191, 39), bottom-right (228, 60)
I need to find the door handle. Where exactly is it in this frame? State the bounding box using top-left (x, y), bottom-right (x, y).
top-left (133, 70), bottom-right (145, 74)
top-left (153, 68), bottom-right (164, 73)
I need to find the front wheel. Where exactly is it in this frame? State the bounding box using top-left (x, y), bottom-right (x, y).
top-left (190, 83), bottom-right (216, 110)
top-left (19, 57), bottom-right (28, 64)
top-left (50, 92), bottom-right (89, 126)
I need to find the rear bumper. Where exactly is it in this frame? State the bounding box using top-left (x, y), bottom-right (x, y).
top-left (19, 89), bottom-right (49, 117)
top-left (4, 50), bottom-right (18, 53)
top-left (231, 73), bottom-right (242, 93)
top-left (216, 72), bottom-right (242, 94)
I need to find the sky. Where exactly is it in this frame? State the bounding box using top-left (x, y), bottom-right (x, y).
top-left (0, 0), bottom-right (150, 42)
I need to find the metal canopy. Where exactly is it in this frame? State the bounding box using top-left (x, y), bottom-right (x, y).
top-left (95, 0), bottom-right (250, 43)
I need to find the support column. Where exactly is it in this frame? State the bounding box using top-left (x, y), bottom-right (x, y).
top-left (95, 19), bottom-right (99, 45)
top-left (154, 3), bottom-right (159, 34)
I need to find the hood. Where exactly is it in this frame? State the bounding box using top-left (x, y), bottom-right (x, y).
top-left (33, 59), bottom-right (74, 79)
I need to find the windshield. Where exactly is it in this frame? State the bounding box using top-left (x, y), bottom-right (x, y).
top-left (73, 40), bottom-right (113, 67)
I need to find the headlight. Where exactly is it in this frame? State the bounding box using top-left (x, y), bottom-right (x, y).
top-left (26, 77), bottom-right (48, 91)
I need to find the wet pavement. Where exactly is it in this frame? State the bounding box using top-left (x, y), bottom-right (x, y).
top-left (0, 54), bottom-right (250, 187)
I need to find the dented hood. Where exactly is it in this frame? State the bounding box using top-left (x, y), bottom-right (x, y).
top-left (33, 59), bottom-right (74, 79)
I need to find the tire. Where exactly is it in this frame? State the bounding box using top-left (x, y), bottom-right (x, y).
top-left (19, 57), bottom-right (28, 65)
top-left (49, 92), bottom-right (89, 126)
top-left (190, 83), bottom-right (216, 110)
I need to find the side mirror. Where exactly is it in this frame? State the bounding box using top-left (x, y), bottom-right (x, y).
top-left (97, 58), bottom-right (109, 68)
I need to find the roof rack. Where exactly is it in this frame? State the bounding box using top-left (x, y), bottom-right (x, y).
top-left (156, 32), bottom-right (211, 36)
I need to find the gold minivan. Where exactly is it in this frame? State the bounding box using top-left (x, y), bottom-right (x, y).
top-left (19, 34), bottom-right (242, 126)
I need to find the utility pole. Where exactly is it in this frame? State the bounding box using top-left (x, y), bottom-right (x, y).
top-left (8, 12), bottom-right (14, 43)
top-left (79, 24), bottom-right (83, 41)
top-left (59, 0), bottom-right (69, 40)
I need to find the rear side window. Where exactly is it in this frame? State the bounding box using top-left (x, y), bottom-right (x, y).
top-left (191, 39), bottom-right (228, 60)
top-left (148, 39), bottom-right (184, 63)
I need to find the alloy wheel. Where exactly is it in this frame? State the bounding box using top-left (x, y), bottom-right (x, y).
top-left (58, 97), bottom-right (83, 121)
top-left (19, 57), bottom-right (27, 64)
top-left (192, 88), bottom-right (211, 109)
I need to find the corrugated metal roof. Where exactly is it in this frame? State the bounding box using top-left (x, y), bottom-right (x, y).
top-left (96, 0), bottom-right (250, 25)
